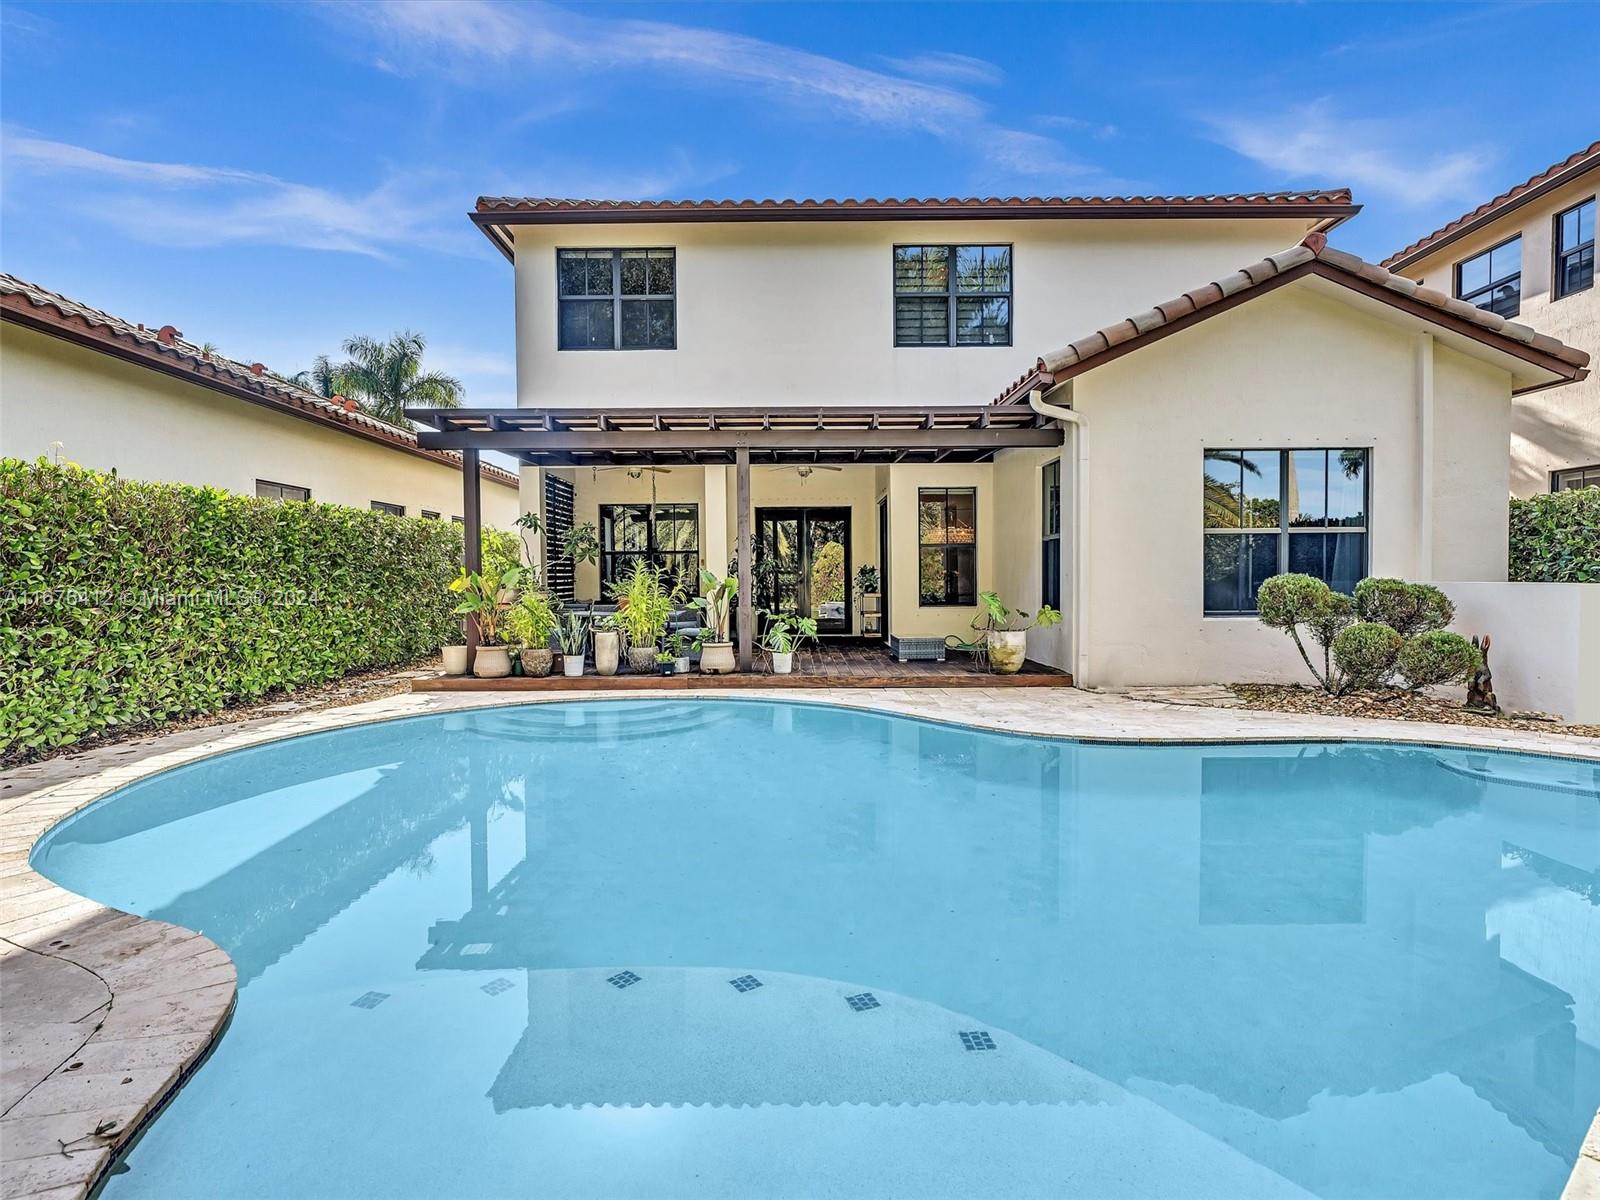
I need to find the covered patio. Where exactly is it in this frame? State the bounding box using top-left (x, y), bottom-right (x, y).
top-left (409, 403), bottom-right (1070, 686)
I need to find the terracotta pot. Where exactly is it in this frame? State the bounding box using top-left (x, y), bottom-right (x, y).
top-left (441, 645), bottom-right (469, 676)
top-left (627, 645), bottom-right (659, 674)
top-left (986, 630), bottom-right (1027, 675)
top-left (594, 630), bottom-right (621, 676)
top-left (769, 650), bottom-right (794, 675)
top-left (561, 654), bottom-right (585, 678)
top-left (699, 641), bottom-right (736, 674)
top-left (473, 645), bottom-right (513, 679)
top-left (520, 647), bottom-right (553, 677)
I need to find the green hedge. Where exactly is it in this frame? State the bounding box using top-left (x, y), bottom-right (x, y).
top-left (1, 459), bottom-right (521, 763)
top-left (1509, 488), bottom-right (1600, 582)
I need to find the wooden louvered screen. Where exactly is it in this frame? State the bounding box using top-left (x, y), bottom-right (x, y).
top-left (544, 475), bottom-right (576, 602)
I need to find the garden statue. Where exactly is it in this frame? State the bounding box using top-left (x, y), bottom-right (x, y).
top-left (1465, 634), bottom-right (1499, 714)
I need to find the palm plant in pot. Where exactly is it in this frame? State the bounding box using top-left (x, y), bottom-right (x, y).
top-left (690, 569), bottom-right (739, 674)
top-left (757, 612), bottom-right (818, 675)
top-left (557, 610), bottom-right (589, 678)
top-left (974, 591), bottom-right (1061, 675)
top-left (449, 565), bottom-right (526, 678)
top-left (610, 561), bottom-right (674, 673)
top-left (507, 587), bottom-right (560, 677)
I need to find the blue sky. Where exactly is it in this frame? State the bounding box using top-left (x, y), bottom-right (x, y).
top-left (3, 1), bottom-right (1596, 408)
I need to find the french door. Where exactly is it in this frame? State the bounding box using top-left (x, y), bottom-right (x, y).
top-left (755, 507), bottom-right (852, 635)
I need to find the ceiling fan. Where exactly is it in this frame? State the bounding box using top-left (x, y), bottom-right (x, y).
top-left (592, 465), bottom-right (673, 480)
top-left (784, 465), bottom-right (844, 479)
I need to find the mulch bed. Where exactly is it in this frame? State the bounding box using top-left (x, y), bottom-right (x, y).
top-left (1230, 684), bottom-right (1600, 740)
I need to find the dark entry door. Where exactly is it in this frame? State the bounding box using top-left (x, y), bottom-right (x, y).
top-left (755, 507), bottom-right (851, 635)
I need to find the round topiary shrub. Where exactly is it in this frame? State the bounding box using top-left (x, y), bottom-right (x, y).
top-left (1256, 573), bottom-right (1333, 629)
top-left (1353, 578), bottom-right (1454, 637)
top-left (1331, 621), bottom-right (1404, 690)
top-left (1395, 631), bottom-right (1481, 690)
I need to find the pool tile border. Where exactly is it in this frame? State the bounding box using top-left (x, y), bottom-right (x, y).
top-left (0, 685), bottom-right (1595, 1199)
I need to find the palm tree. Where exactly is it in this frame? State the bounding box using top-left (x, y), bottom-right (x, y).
top-left (333, 332), bottom-right (463, 427)
top-left (290, 355), bottom-right (340, 399)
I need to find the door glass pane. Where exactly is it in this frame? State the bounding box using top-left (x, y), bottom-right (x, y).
top-left (1240, 450), bottom-right (1281, 529)
top-left (1327, 451), bottom-right (1366, 527)
top-left (807, 516), bottom-right (848, 627)
top-left (1288, 450), bottom-right (1328, 527)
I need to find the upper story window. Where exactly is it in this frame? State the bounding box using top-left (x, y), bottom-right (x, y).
top-left (1555, 197), bottom-right (1595, 299)
top-left (1455, 236), bottom-right (1521, 317)
top-left (255, 479), bottom-right (309, 503)
top-left (558, 249), bottom-right (676, 351)
top-left (893, 245), bottom-right (1011, 347)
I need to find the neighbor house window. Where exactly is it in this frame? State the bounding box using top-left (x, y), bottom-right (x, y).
top-left (599, 503), bottom-right (698, 588)
top-left (557, 248), bottom-right (675, 350)
top-left (1203, 449), bottom-right (1369, 615)
top-left (255, 479), bottom-right (309, 502)
top-left (1455, 236), bottom-right (1521, 317)
top-left (918, 487), bottom-right (977, 605)
top-left (371, 501), bottom-right (405, 517)
top-left (421, 509), bottom-right (441, 520)
top-left (1552, 464), bottom-right (1600, 491)
top-left (1041, 460), bottom-right (1061, 610)
top-left (893, 245), bottom-right (1011, 346)
top-left (1555, 197), bottom-right (1595, 299)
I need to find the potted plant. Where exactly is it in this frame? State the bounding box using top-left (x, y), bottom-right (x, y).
top-left (449, 565), bottom-right (525, 678)
top-left (592, 610), bottom-right (622, 676)
top-left (690, 569), bottom-right (739, 674)
top-left (610, 561), bottom-right (674, 673)
top-left (656, 650), bottom-right (676, 675)
top-left (441, 643), bottom-right (470, 676)
top-left (663, 631), bottom-right (692, 675)
top-left (758, 612), bottom-right (818, 675)
top-left (557, 610), bottom-right (589, 678)
top-left (974, 591), bottom-right (1062, 675)
top-left (855, 563), bottom-right (881, 635)
top-left (507, 587), bottom-right (559, 677)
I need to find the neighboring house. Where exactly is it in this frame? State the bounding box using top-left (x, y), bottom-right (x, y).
top-left (415, 192), bottom-right (1587, 689)
top-left (1385, 141), bottom-right (1599, 496)
top-left (0, 274), bottom-right (520, 524)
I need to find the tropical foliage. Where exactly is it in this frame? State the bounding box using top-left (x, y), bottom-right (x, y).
top-left (293, 332), bottom-right (463, 426)
top-left (1509, 488), bottom-right (1600, 582)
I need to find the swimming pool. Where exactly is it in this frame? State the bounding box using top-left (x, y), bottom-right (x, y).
top-left (31, 699), bottom-right (1600, 1199)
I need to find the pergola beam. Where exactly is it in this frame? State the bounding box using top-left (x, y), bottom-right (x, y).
top-left (417, 427), bottom-right (1060, 454)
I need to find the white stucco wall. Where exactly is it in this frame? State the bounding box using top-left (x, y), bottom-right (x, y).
top-left (1070, 281), bottom-right (1515, 688)
top-left (511, 217), bottom-right (1324, 409)
top-left (0, 324), bottom-right (520, 526)
top-left (1401, 168), bottom-right (1600, 496)
top-left (1442, 582), bottom-right (1600, 722)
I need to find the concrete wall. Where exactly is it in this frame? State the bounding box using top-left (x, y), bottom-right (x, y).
top-left (511, 217), bottom-right (1323, 409)
top-left (1402, 168), bottom-right (1599, 496)
top-left (1443, 582), bottom-right (1600, 722)
top-left (1071, 281), bottom-right (1514, 688)
top-left (1, 324), bottom-right (520, 526)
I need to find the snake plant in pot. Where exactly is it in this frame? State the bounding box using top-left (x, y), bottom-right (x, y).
top-left (557, 610), bottom-right (589, 678)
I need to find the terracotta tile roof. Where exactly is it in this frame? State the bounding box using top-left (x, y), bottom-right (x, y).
top-left (991, 232), bottom-right (1591, 406)
top-left (0, 273), bottom-right (518, 489)
top-left (1383, 140), bottom-right (1600, 270)
top-left (476, 191), bottom-right (1357, 220)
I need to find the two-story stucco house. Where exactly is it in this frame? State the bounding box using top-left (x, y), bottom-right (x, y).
top-left (1385, 141), bottom-right (1599, 496)
top-left (416, 190), bottom-right (1589, 689)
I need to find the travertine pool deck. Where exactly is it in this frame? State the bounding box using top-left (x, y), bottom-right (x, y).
top-left (3, 685), bottom-right (1597, 1199)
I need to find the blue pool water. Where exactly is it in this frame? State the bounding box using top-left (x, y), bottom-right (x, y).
top-left (32, 700), bottom-right (1600, 1199)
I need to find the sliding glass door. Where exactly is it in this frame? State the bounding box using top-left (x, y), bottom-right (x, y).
top-left (755, 508), bottom-right (851, 635)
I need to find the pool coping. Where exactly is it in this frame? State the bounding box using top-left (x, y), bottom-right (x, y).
top-left (1, 685), bottom-right (1596, 1199)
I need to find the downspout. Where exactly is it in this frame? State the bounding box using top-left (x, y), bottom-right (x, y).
top-left (1029, 385), bottom-right (1090, 687)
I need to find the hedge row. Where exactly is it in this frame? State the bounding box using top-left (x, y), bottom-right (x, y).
top-left (1509, 488), bottom-right (1600, 583)
top-left (0, 459), bottom-right (521, 763)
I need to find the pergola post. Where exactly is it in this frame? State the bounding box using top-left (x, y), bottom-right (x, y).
top-left (462, 449), bottom-right (482, 671)
top-left (735, 443), bottom-right (753, 673)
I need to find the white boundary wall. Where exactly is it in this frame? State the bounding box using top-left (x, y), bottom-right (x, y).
top-left (1441, 582), bottom-right (1600, 723)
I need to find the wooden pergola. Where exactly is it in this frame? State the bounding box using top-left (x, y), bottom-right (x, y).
top-left (408, 404), bottom-right (1064, 671)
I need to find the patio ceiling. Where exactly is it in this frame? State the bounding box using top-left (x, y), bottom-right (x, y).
top-left (406, 405), bottom-right (1063, 466)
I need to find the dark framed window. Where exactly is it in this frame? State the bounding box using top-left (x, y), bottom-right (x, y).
top-left (918, 487), bottom-right (978, 605)
top-left (599, 503), bottom-right (699, 588)
top-left (1203, 449), bottom-right (1369, 616)
top-left (1455, 236), bottom-right (1521, 317)
top-left (371, 501), bottom-right (405, 517)
top-left (894, 245), bottom-right (1012, 347)
top-left (421, 509), bottom-right (441, 520)
top-left (1041, 460), bottom-right (1062, 610)
top-left (256, 479), bottom-right (309, 502)
top-left (557, 248), bottom-right (675, 350)
top-left (1552, 463), bottom-right (1600, 492)
top-left (1555, 197), bottom-right (1595, 300)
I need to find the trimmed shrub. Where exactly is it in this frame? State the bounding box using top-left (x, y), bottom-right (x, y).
top-left (1353, 578), bottom-right (1453, 637)
top-left (1510, 488), bottom-right (1600, 582)
top-left (1331, 622), bottom-right (1404, 690)
top-left (0, 459), bottom-right (520, 764)
top-left (1256, 573), bottom-right (1354, 693)
top-left (1395, 631), bottom-right (1481, 690)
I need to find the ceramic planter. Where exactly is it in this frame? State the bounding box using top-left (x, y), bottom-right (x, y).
top-left (473, 645), bottom-right (513, 679)
top-left (627, 645), bottom-right (659, 674)
top-left (699, 641), bottom-right (736, 674)
top-left (770, 650), bottom-right (795, 675)
top-left (442, 645), bottom-right (469, 676)
top-left (986, 630), bottom-right (1028, 675)
top-left (561, 654), bottom-right (585, 678)
top-left (673, 655), bottom-right (691, 674)
top-left (520, 647), bottom-right (553, 678)
top-left (594, 630), bottom-right (621, 676)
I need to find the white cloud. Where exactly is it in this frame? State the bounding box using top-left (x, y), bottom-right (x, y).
top-left (1208, 101), bottom-right (1491, 207)
top-left (878, 51), bottom-right (1003, 88)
